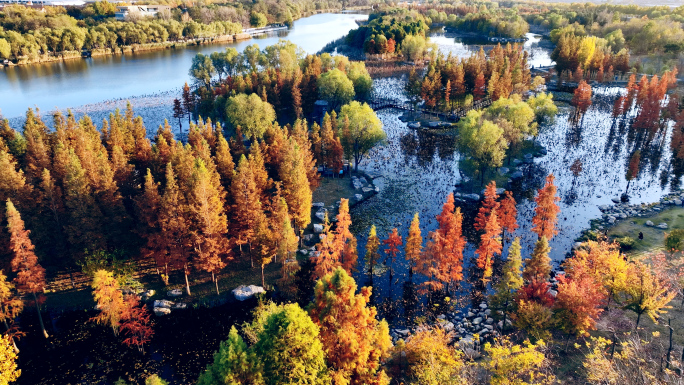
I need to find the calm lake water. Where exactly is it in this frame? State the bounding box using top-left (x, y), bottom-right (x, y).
top-left (0, 12), bottom-right (368, 119)
top-left (430, 32), bottom-right (555, 68)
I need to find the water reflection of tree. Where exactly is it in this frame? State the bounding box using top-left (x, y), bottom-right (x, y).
top-left (399, 132), bottom-right (417, 158)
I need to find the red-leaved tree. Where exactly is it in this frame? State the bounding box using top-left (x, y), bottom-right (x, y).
top-left (120, 295), bottom-right (154, 353)
top-left (476, 209), bottom-right (502, 283)
top-left (7, 199), bottom-right (48, 339)
top-left (532, 174), bottom-right (560, 241)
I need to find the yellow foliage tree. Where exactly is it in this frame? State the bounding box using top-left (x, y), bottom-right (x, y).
top-left (0, 335), bottom-right (19, 385)
top-left (622, 260), bottom-right (676, 328)
top-left (483, 338), bottom-right (555, 385)
top-left (404, 327), bottom-right (464, 384)
top-left (91, 269), bottom-right (125, 336)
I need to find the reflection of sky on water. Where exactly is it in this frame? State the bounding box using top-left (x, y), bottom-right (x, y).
top-left (0, 13), bottom-right (368, 119)
top-left (430, 32), bottom-right (555, 68)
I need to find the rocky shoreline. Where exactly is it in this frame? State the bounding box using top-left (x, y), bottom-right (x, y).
top-left (581, 189), bottom-right (684, 240)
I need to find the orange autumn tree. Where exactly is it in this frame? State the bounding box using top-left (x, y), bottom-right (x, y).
top-left (405, 213), bottom-right (422, 277)
top-left (474, 181), bottom-right (500, 232)
top-left (7, 199), bottom-right (48, 339)
top-left (498, 191), bottom-right (518, 248)
top-left (571, 80), bottom-right (593, 121)
top-left (308, 268), bottom-right (391, 385)
top-left (120, 295), bottom-right (154, 353)
top-left (383, 228), bottom-right (402, 277)
top-left (335, 199), bottom-right (358, 274)
top-left (532, 174), bottom-right (560, 241)
top-left (553, 272), bottom-right (605, 339)
top-left (564, 240), bottom-right (629, 305)
top-left (476, 209), bottom-right (503, 283)
top-left (421, 194), bottom-right (466, 292)
top-left (91, 269), bottom-right (125, 336)
top-left (231, 155), bottom-right (261, 259)
top-left (159, 164), bottom-right (193, 295)
top-left (314, 199), bottom-right (358, 279)
top-left (138, 169), bottom-right (169, 284)
top-left (190, 159), bottom-right (230, 295)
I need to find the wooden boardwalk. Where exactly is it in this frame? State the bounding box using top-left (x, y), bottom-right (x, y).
top-left (368, 96), bottom-right (492, 124)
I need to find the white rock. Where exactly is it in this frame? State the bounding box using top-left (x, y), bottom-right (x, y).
top-left (154, 299), bottom-right (174, 308)
top-left (142, 290), bottom-right (155, 299)
top-left (314, 224), bottom-right (324, 233)
top-left (167, 289), bottom-right (183, 297)
top-left (315, 211), bottom-right (326, 221)
top-left (658, 223), bottom-right (668, 229)
top-left (232, 285), bottom-right (265, 301)
top-left (548, 289), bottom-right (558, 298)
top-left (355, 194), bottom-right (363, 201)
top-left (479, 303), bottom-right (487, 309)
top-left (173, 302), bottom-right (187, 309)
top-left (153, 307), bottom-right (171, 316)
top-left (299, 249), bottom-right (309, 256)
top-left (472, 317), bottom-right (483, 325)
top-left (312, 202), bottom-right (325, 207)
top-left (645, 220), bottom-right (654, 226)
top-left (443, 322), bottom-right (454, 331)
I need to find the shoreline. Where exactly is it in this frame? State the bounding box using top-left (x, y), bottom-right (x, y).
top-left (1, 7), bottom-right (371, 69)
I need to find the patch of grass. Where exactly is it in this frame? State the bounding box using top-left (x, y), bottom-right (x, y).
top-left (607, 206), bottom-right (684, 256)
top-left (312, 175), bottom-right (356, 207)
top-left (44, 259), bottom-right (284, 311)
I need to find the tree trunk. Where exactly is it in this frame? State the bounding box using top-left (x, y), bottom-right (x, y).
top-left (502, 297), bottom-right (509, 334)
top-left (33, 292), bottom-right (49, 339)
top-left (213, 272), bottom-right (219, 295)
top-left (249, 243), bottom-right (254, 268)
top-left (184, 267), bottom-right (191, 296)
top-left (635, 312), bottom-right (642, 328)
top-left (261, 265), bottom-right (265, 288)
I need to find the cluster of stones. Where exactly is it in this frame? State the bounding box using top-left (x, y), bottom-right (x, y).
top-left (389, 302), bottom-right (504, 349)
top-left (595, 190), bottom-right (684, 229)
top-left (152, 289), bottom-right (187, 316)
top-left (389, 275), bottom-right (563, 350)
top-left (351, 175), bottom-right (379, 202)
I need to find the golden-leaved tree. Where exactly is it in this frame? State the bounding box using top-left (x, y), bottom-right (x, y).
top-left (308, 268), bottom-right (391, 385)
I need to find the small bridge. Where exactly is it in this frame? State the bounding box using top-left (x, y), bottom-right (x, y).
top-left (368, 96), bottom-right (492, 124)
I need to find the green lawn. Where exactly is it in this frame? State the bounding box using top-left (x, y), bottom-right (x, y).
top-left (607, 206), bottom-right (684, 256)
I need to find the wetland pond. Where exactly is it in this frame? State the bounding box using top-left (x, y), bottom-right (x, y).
top-left (352, 78), bottom-right (679, 325)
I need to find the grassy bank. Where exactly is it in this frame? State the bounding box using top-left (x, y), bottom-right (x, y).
top-left (607, 206), bottom-right (684, 256)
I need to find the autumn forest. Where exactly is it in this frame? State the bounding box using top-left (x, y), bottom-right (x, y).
top-left (3, 0), bottom-right (684, 384)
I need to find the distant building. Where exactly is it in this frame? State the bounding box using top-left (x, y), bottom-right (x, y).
top-left (115, 5), bottom-right (170, 21)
